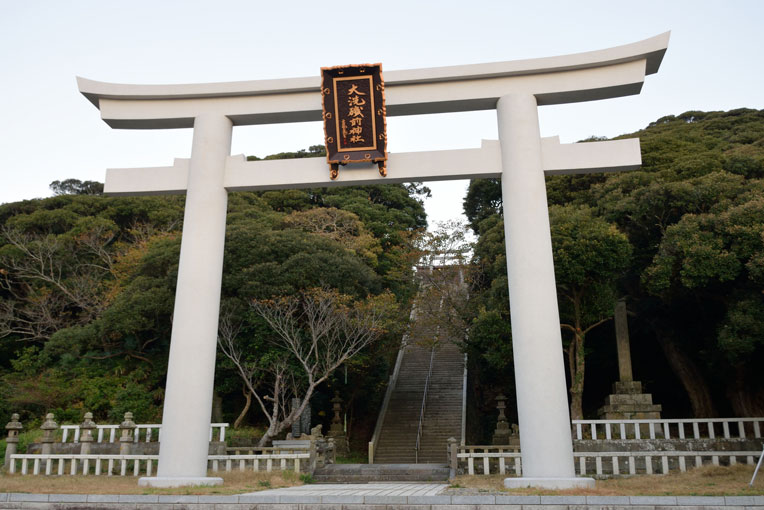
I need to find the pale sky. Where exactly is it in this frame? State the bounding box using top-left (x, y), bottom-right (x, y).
top-left (1, 1), bottom-right (763, 228)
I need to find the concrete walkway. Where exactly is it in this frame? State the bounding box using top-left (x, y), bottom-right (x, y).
top-left (247, 482), bottom-right (447, 497)
top-left (1, 491), bottom-right (762, 509)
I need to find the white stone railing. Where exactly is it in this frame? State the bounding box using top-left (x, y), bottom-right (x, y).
top-left (59, 423), bottom-right (228, 443)
top-left (572, 418), bottom-right (764, 440)
top-left (574, 450), bottom-right (761, 477)
top-left (8, 451), bottom-right (309, 476)
top-left (9, 454), bottom-right (159, 476)
top-left (453, 446), bottom-right (763, 476)
top-left (208, 453), bottom-right (310, 473)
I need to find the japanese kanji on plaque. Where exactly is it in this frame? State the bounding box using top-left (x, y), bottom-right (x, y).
top-left (320, 64), bottom-right (387, 179)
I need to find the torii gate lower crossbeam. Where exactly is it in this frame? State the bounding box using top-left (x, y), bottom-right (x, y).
top-left (78, 32), bottom-right (669, 489)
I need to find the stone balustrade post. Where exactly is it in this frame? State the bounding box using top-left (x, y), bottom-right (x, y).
top-left (119, 412), bottom-right (136, 455)
top-left (4, 413), bottom-right (23, 469)
top-left (327, 437), bottom-right (336, 464)
top-left (447, 437), bottom-right (458, 476)
top-left (308, 439), bottom-right (318, 472)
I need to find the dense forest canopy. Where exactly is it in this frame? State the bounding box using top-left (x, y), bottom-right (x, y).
top-left (465, 109), bottom-right (764, 435)
top-left (0, 147), bottom-right (429, 448)
top-left (1, 108), bottom-right (762, 449)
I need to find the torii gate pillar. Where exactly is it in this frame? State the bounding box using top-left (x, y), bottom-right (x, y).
top-left (498, 94), bottom-right (579, 486)
top-left (152, 114), bottom-right (232, 486)
top-left (77, 32), bottom-right (669, 489)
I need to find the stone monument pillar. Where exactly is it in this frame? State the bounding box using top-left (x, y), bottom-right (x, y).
top-left (291, 398), bottom-right (302, 437)
top-left (328, 391), bottom-right (349, 456)
top-left (301, 403), bottom-right (311, 437)
top-left (492, 394), bottom-right (510, 445)
top-left (4, 414), bottom-right (22, 469)
top-left (598, 299), bottom-right (661, 423)
top-left (119, 412), bottom-right (136, 455)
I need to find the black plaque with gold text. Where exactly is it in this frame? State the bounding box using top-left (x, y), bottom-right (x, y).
top-left (321, 64), bottom-right (387, 179)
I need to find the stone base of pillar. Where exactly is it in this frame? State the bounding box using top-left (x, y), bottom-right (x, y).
top-left (138, 477), bottom-right (223, 488)
top-left (492, 421), bottom-right (510, 445)
top-left (504, 477), bottom-right (595, 489)
top-left (597, 381), bottom-right (662, 420)
top-left (328, 434), bottom-right (349, 457)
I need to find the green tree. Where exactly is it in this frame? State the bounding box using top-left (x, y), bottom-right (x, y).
top-left (49, 179), bottom-right (104, 196)
top-left (550, 205), bottom-right (632, 420)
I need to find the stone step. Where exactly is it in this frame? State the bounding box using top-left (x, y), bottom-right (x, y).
top-left (313, 463), bottom-right (450, 482)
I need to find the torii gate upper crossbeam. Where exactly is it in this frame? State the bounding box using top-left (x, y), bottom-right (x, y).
top-left (78, 32), bottom-right (668, 129)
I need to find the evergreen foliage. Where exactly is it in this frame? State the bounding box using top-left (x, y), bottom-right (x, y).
top-left (0, 148), bottom-right (427, 446)
top-left (465, 109), bottom-right (764, 429)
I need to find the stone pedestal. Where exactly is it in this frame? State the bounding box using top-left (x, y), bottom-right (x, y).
top-left (598, 381), bottom-right (662, 420)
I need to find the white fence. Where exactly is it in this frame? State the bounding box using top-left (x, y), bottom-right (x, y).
top-left (454, 446), bottom-right (763, 476)
top-left (572, 418), bottom-right (764, 440)
top-left (9, 451), bottom-right (309, 476)
top-left (59, 423), bottom-right (228, 443)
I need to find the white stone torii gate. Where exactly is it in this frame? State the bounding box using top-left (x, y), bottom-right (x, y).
top-left (78, 32), bottom-right (669, 489)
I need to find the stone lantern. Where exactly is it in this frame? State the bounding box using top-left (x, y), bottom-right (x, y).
top-left (4, 413), bottom-right (23, 469)
top-left (79, 412), bottom-right (96, 456)
top-left (492, 394), bottom-right (511, 445)
top-left (119, 412), bottom-right (136, 455)
top-left (327, 391), bottom-right (348, 456)
top-left (329, 392), bottom-right (344, 436)
top-left (40, 413), bottom-right (58, 455)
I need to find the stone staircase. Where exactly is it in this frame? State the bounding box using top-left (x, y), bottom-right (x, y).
top-left (373, 340), bottom-right (465, 464)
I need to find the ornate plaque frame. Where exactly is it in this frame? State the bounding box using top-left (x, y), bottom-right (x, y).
top-left (321, 64), bottom-right (387, 179)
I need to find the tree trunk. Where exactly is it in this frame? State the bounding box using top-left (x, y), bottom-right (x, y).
top-left (656, 337), bottom-right (718, 417)
top-left (258, 422), bottom-right (279, 447)
top-left (726, 364), bottom-right (764, 417)
top-left (233, 388), bottom-right (252, 429)
top-left (568, 331), bottom-right (585, 421)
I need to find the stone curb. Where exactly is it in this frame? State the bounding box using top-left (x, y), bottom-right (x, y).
top-left (2, 492), bottom-right (764, 506)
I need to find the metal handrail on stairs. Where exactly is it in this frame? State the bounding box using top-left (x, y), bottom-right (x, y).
top-left (368, 343), bottom-right (406, 464)
top-left (414, 344), bottom-right (436, 464)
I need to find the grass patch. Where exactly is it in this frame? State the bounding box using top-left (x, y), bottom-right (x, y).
top-left (335, 450), bottom-right (368, 464)
top-left (0, 470), bottom-right (303, 495)
top-left (449, 465), bottom-right (764, 496)
top-left (224, 426), bottom-right (267, 447)
top-left (0, 429), bottom-right (43, 460)
top-left (1, 464), bottom-right (762, 495)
